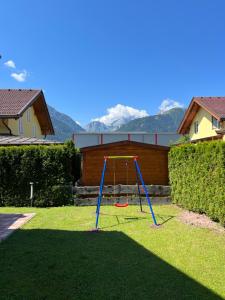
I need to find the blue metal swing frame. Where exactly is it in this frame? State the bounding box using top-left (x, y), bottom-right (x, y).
top-left (95, 156), bottom-right (158, 229)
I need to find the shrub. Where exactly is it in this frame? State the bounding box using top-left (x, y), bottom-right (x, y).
top-left (0, 142), bottom-right (80, 207)
top-left (169, 141), bottom-right (225, 226)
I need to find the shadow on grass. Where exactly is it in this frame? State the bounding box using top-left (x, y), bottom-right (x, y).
top-left (99, 212), bottom-right (147, 229)
top-left (156, 214), bottom-right (175, 225)
top-left (99, 211), bottom-right (174, 228)
top-left (0, 229), bottom-right (221, 299)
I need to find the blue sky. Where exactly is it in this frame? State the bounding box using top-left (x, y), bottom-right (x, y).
top-left (1, 0), bottom-right (225, 126)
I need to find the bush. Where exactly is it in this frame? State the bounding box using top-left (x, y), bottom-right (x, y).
top-left (169, 141), bottom-right (225, 226)
top-left (0, 142), bottom-right (80, 207)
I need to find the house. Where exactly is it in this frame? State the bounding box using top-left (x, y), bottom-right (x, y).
top-left (80, 140), bottom-right (170, 186)
top-left (0, 89), bottom-right (54, 138)
top-left (178, 97), bottom-right (225, 142)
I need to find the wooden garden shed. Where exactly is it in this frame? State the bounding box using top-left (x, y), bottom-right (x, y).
top-left (80, 140), bottom-right (170, 186)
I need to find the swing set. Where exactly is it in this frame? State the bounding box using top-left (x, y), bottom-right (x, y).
top-left (113, 158), bottom-right (130, 208)
top-left (95, 155), bottom-right (158, 229)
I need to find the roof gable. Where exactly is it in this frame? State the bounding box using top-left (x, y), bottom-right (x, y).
top-left (0, 89), bottom-right (54, 135)
top-left (178, 97), bottom-right (225, 134)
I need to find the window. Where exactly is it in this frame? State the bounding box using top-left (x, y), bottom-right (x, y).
top-left (26, 108), bottom-right (31, 122)
top-left (212, 116), bottom-right (220, 129)
top-left (18, 118), bottom-right (24, 135)
top-left (32, 125), bottom-right (36, 137)
top-left (194, 121), bottom-right (199, 134)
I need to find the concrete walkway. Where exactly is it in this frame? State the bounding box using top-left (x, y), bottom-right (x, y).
top-left (0, 213), bottom-right (35, 242)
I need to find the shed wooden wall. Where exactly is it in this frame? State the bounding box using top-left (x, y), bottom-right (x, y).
top-left (81, 143), bottom-right (169, 186)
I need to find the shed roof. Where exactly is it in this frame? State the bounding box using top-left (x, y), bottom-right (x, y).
top-left (80, 140), bottom-right (170, 152)
top-left (178, 97), bottom-right (225, 134)
top-left (0, 89), bottom-right (54, 135)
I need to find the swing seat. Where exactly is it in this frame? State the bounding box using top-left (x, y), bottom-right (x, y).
top-left (114, 203), bottom-right (129, 208)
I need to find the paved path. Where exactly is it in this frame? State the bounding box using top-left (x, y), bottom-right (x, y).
top-left (0, 213), bottom-right (35, 242)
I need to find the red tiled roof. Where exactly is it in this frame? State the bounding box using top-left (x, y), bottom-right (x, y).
top-left (178, 97), bottom-right (225, 134)
top-left (0, 89), bottom-right (40, 117)
top-left (194, 97), bottom-right (225, 120)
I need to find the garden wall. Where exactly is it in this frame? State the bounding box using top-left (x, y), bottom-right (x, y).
top-left (0, 142), bottom-right (80, 207)
top-left (169, 141), bottom-right (225, 226)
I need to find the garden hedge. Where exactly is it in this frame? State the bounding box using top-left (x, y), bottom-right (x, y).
top-left (0, 141), bottom-right (80, 207)
top-left (169, 141), bottom-right (225, 226)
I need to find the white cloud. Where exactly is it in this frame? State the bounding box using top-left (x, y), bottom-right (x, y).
top-left (93, 104), bottom-right (149, 126)
top-left (11, 70), bottom-right (28, 82)
top-left (4, 60), bottom-right (16, 68)
top-left (158, 98), bottom-right (184, 113)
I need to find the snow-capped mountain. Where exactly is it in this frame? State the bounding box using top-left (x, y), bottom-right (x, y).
top-left (85, 121), bottom-right (110, 132)
top-left (85, 115), bottom-right (141, 132)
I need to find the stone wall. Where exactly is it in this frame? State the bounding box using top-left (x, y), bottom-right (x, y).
top-left (74, 196), bottom-right (171, 206)
top-left (74, 184), bottom-right (170, 196)
top-left (73, 185), bottom-right (171, 206)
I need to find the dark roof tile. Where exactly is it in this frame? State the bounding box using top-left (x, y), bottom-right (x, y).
top-left (0, 89), bottom-right (40, 116)
top-left (194, 97), bottom-right (225, 119)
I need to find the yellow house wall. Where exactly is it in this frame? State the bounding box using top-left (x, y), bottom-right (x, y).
top-left (0, 119), bottom-right (10, 134)
top-left (6, 106), bottom-right (43, 138)
top-left (189, 107), bottom-right (224, 140)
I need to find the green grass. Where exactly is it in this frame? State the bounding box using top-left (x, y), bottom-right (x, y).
top-left (0, 205), bottom-right (225, 299)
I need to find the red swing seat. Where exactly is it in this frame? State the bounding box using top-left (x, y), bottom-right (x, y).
top-left (114, 202), bottom-right (129, 208)
top-left (113, 160), bottom-right (129, 208)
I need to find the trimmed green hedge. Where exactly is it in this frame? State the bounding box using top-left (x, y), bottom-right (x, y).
top-left (169, 141), bottom-right (225, 226)
top-left (0, 141), bottom-right (80, 207)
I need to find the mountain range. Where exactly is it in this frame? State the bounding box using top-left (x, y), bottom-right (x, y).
top-left (48, 106), bottom-right (186, 142)
top-left (117, 107), bottom-right (185, 132)
top-left (47, 105), bottom-right (85, 142)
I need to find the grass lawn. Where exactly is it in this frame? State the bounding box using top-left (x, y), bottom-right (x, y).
top-left (0, 205), bottom-right (225, 299)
